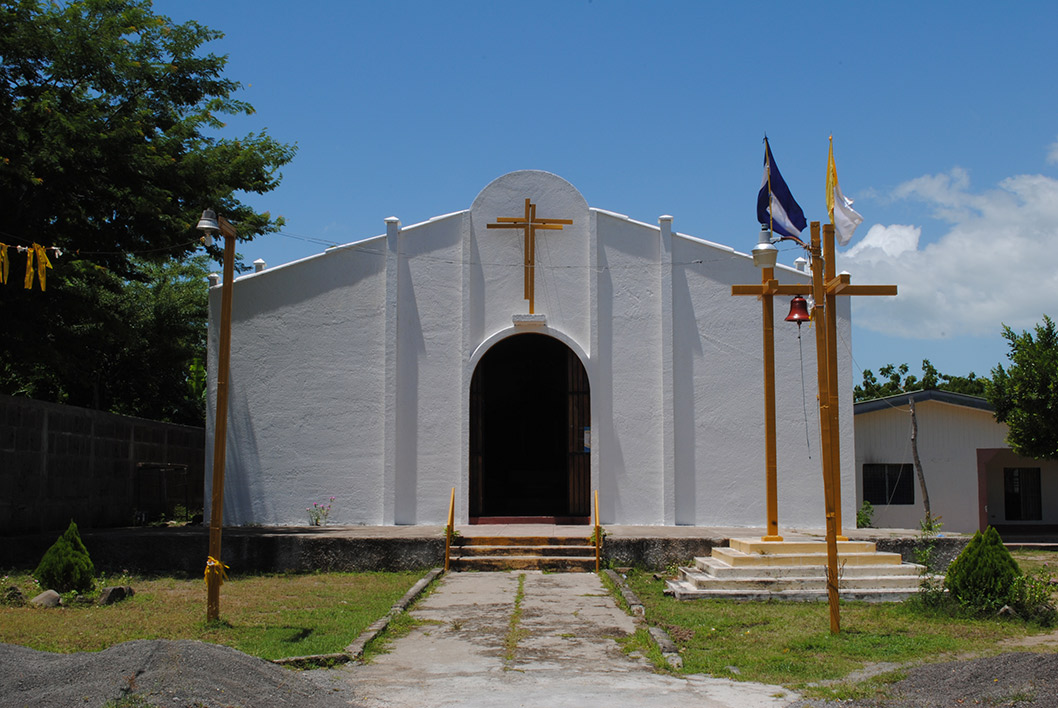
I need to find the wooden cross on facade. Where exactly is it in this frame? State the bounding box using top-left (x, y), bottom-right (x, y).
top-left (732, 222), bottom-right (897, 634)
top-left (487, 198), bottom-right (573, 314)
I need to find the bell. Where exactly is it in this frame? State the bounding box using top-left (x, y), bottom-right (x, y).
top-left (785, 295), bottom-right (811, 325)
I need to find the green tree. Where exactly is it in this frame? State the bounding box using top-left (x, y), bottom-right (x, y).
top-left (988, 315), bottom-right (1058, 460)
top-left (854, 359), bottom-right (988, 402)
top-left (0, 0), bottom-right (295, 420)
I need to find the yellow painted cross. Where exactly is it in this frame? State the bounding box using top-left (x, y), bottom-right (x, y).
top-left (487, 198), bottom-right (572, 314)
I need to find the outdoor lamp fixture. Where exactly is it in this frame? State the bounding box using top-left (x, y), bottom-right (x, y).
top-left (752, 225), bottom-right (779, 269)
top-left (197, 208), bottom-right (237, 622)
top-left (197, 209), bottom-right (219, 247)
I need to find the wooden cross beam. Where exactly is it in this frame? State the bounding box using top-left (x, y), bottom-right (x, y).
top-left (732, 221), bottom-right (896, 635)
top-left (487, 198), bottom-right (572, 314)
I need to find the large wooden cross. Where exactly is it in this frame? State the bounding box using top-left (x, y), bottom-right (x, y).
top-left (732, 222), bottom-right (897, 634)
top-left (487, 198), bottom-right (572, 314)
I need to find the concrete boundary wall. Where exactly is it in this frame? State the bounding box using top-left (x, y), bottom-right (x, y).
top-left (0, 526), bottom-right (967, 575)
top-left (0, 395), bottom-right (205, 535)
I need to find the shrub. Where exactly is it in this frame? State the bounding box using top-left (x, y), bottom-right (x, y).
top-left (943, 526), bottom-right (1020, 614)
top-left (34, 520), bottom-right (96, 594)
top-left (856, 501), bottom-right (874, 529)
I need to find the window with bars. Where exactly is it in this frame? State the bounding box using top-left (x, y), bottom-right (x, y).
top-left (862, 463), bottom-right (915, 505)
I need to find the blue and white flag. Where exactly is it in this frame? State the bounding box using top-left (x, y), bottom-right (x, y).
top-left (757, 138), bottom-right (807, 239)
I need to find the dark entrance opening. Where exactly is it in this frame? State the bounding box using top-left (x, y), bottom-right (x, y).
top-left (469, 333), bottom-right (590, 523)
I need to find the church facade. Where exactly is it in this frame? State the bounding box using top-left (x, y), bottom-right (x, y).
top-left (207, 170), bottom-right (854, 527)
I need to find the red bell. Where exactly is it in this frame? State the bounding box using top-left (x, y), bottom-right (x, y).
top-left (785, 295), bottom-right (811, 325)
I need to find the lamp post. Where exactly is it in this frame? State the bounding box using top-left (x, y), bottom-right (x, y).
top-left (197, 209), bottom-right (237, 622)
top-left (734, 222), bottom-right (897, 634)
top-left (751, 226), bottom-right (783, 542)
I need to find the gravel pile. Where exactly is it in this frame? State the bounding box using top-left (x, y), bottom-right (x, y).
top-left (0, 639), bottom-right (362, 708)
top-left (789, 652), bottom-right (1058, 707)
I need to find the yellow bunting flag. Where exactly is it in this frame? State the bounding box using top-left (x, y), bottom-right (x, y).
top-left (24, 243), bottom-right (53, 291)
top-left (0, 243), bottom-right (8, 285)
top-left (204, 556), bottom-right (229, 586)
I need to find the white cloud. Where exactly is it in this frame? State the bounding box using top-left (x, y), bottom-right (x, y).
top-left (839, 169), bottom-right (1058, 339)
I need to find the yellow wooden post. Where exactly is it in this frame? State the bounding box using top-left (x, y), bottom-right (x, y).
top-left (206, 216), bottom-right (237, 622)
top-left (810, 223), bottom-right (841, 634)
top-left (761, 266), bottom-right (783, 542)
top-left (444, 487), bottom-right (455, 573)
top-left (594, 489), bottom-right (601, 573)
top-left (822, 225), bottom-right (847, 541)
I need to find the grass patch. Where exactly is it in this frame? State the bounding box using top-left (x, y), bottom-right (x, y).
top-left (0, 569), bottom-right (424, 661)
top-left (622, 568), bottom-right (1051, 690)
top-left (503, 573), bottom-right (528, 670)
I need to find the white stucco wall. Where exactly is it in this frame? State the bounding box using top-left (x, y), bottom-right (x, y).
top-left (208, 170), bottom-right (858, 528)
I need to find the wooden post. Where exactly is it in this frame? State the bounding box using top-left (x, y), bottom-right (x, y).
top-left (823, 225), bottom-right (846, 540)
top-left (811, 223), bottom-right (842, 634)
top-left (761, 266), bottom-right (783, 542)
top-left (206, 216), bottom-right (237, 622)
top-left (594, 489), bottom-right (601, 573)
top-left (445, 486), bottom-right (455, 573)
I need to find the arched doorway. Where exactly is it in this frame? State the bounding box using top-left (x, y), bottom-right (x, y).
top-left (469, 333), bottom-right (591, 523)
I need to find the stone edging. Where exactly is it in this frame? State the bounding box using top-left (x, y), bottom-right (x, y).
top-left (273, 567), bottom-right (444, 668)
top-left (603, 569), bottom-right (682, 670)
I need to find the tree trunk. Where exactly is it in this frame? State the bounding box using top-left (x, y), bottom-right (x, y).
top-left (909, 398), bottom-right (932, 521)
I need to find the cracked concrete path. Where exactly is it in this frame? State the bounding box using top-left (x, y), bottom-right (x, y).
top-left (316, 571), bottom-right (798, 708)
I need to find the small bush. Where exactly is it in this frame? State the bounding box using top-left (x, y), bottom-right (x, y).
top-left (856, 501), bottom-right (874, 529)
top-left (34, 520), bottom-right (96, 594)
top-left (943, 526), bottom-right (1020, 614)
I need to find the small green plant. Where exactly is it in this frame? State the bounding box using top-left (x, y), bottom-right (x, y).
top-left (856, 500), bottom-right (874, 528)
top-left (944, 526), bottom-right (1021, 614)
top-left (1011, 570), bottom-right (1058, 626)
top-left (307, 496), bottom-right (335, 526)
top-left (915, 515), bottom-right (945, 606)
top-left (34, 520), bottom-right (96, 593)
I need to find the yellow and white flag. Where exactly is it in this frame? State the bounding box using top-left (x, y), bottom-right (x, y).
top-left (826, 136), bottom-right (863, 246)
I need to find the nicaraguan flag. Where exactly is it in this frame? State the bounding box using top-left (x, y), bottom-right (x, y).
top-left (757, 137), bottom-right (807, 239)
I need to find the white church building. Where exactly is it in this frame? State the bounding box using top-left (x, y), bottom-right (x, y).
top-left (207, 170), bottom-right (855, 528)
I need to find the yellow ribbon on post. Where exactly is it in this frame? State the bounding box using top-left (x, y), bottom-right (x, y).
top-left (0, 243), bottom-right (8, 285)
top-left (204, 556), bottom-right (229, 586)
top-left (23, 243), bottom-right (52, 291)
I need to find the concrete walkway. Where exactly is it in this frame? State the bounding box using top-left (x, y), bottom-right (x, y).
top-left (322, 571), bottom-right (799, 708)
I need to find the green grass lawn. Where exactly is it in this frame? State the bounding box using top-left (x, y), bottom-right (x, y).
top-left (0, 570), bottom-right (424, 660)
top-left (617, 550), bottom-right (1058, 699)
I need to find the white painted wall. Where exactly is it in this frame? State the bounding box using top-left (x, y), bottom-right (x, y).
top-left (208, 170), bottom-right (858, 528)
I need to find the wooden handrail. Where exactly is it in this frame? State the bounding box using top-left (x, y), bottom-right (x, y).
top-left (444, 487), bottom-right (455, 572)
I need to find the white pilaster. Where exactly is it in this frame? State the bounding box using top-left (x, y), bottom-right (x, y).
top-left (383, 216), bottom-right (401, 524)
top-left (659, 215), bottom-right (676, 525)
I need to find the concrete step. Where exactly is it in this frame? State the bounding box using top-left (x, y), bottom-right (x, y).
top-left (677, 567), bottom-right (926, 591)
top-left (692, 556), bottom-right (922, 578)
top-left (664, 579), bottom-right (926, 603)
top-left (449, 555), bottom-right (597, 572)
top-left (456, 544), bottom-right (595, 558)
top-left (728, 538), bottom-right (877, 555)
top-left (712, 547), bottom-right (903, 567)
top-left (457, 535), bottom-right (593, 547)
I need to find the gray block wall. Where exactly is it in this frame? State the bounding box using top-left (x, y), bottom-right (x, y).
top-left (0, 395), bottom-right (205, 535)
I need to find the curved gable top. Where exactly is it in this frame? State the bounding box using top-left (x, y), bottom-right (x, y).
top-left (471, 170), bottom-right (589, 225)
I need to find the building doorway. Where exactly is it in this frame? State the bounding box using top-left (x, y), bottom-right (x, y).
top-left (469, 333), bottom-right (590, 523)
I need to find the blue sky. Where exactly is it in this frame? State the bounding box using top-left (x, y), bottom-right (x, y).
top-left (158, 0), bottom-right (1058, 383)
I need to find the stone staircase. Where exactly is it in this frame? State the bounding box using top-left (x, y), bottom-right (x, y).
top-left (448, 534), bottom-right (597, 572)
top-left (665, 537), bottom-right (934, 602)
